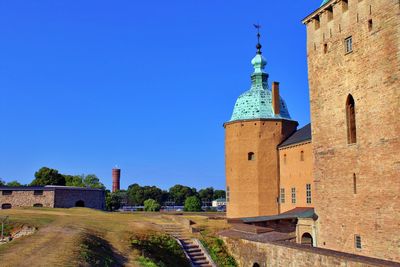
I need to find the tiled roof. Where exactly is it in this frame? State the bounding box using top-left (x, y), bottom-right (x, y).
top-left (279, 123), bottom-right (311, 148)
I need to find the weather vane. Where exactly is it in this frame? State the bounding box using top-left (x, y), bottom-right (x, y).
top-left (254, 23), bottom-right (262, 54)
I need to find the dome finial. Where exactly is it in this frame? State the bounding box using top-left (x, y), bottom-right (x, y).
top-left (254, 23), bottom-right (262, 54)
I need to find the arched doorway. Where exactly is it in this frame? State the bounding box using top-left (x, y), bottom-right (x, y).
top-left (301, 233), bottom-right (313, 247)
top-left (75, 200), bottom-right (85, 207)
top-left (253, 263), bottom-right (260, 267)
top-left (33, 203), bottom-right (43, 208)
top-left (1, 203), bottom-right (12, 209)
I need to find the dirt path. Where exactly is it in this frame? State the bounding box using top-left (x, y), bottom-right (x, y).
top-left (0, 222), bottom-right (82, 267)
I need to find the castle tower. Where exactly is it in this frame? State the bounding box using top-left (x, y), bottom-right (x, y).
top-left (224, 30), bottom-right (298, 219)
top-left (303, 0), bottom-right (400, 261)
top-left (112, 168), bottom-right (121, 193)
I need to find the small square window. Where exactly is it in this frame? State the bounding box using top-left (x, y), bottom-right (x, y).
top-left (248, 152), bottom-right (255, 161)
top-left (355, 235), bottom-right (362, 249)
top-left (345, 36), bottom-right (353, 54)
top-left (2, 190), bottom-right (12, 196)
top-left (34, 190), bottom-right (44, 196)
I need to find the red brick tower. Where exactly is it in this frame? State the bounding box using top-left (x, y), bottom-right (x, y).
top-left (112, 168), bottom-right (121, 192)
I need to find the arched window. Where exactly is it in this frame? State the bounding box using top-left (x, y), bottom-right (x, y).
top-left (346, 95), bottom-right (357, 144)
top-left (300, 151), bottom-right (304, 161)
top-left (248, 152), bottom-right (255, 161)
top-left (301, 233), bottom-right (313, 247)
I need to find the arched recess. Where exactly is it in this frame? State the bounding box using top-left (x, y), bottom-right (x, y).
top-left (301, 232), bottom-right (313, 247)
top-left (33, 203), bottom-right (43, 208)
top-left (253, 263), bottom-right (260, 267)
top-left (248, 152), bottom-right (255, 161)
top-left (75, 200), bottom-right (85, 207)
top-left (1, 203), bottom-right (12, 209)
top-left (346, 94), bottom-right (357, 144)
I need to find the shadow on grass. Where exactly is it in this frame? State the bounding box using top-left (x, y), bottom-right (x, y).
top-left (79, 232), bottom-right (128, 267)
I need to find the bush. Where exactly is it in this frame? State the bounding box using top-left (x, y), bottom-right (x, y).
top-left (144, 199), bottom-right (161, 212)
top-left (131, 233), bottom-right (189, 267)
top-left (184, 196), bottom-right (202, 212)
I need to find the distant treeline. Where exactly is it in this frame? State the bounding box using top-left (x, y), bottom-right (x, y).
top-left (0, 167), bottom-right (105, 189)
top-left (107, 184), bottom-right (226, 211)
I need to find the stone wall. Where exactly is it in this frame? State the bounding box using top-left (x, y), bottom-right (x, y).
top-left (0, 190), bottom-right (55, 208)
top-left (225, 119), bottom-right (298, 218)
top-left (221, 237), bottom-right (400, 267)
top-left (304, 0), bottom-right (400, 261)
top-left (54, 188), bottom-right (105, 210)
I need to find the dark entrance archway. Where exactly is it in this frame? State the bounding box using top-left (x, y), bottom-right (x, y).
top-left (253, 263), bottom-right (260, 267)
top-left (301, 232), bottom-right (313, 247)
top-left (75, 200), bottom-right (85, 207)
top-left (1, 203), bottom-right (12, 209)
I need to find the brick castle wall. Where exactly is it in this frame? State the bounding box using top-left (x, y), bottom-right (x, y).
top-left (278, 142), bottom-right (314, 213)
top-left (305, 0), bottom-right (400, 261)
top-left (225, 119), bottom-right (298, 218)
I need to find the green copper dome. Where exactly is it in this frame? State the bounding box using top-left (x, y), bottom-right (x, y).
top-left (321, 0), bottom-right (329, 6)
top-left (229, 52), bottom-right (291, 122)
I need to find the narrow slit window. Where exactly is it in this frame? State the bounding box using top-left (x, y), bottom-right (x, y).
top-left (353, 173), bottom-right (357, 194)
top-left (284, 154), bottom-right (287, 164)
top-left (346, 94), bottom-right (357, 144)
top-left (324, 43), bottom-right (328, 54)
top-left (226, 186), bottom-right (230, 202)
top-left (368, 19), bottom-right (373, 31)
top-left (301, 151), bottom-right (305, 161)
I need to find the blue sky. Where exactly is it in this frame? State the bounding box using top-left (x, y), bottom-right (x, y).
top-left (0, 1), bottom-right (321, 190)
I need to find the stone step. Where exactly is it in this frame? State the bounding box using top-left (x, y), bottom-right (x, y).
top-left (193, 259), bottom-right (209, 265)
top-left (186, 247), bottom-right (201, 253)
top-left (197, 264), bottom-right (212, 267)
top-left (191, 255), bottom-right (206, 261)
top-left (184, 244), bottom-right (199, 249)
top-left (188, 251), bottom-right (203, 257)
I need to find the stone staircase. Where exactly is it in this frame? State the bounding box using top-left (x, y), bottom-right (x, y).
top-left (163, 224), bottom-right (214, 267)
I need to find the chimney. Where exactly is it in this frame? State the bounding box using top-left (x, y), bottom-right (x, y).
top-left (272, 82), bottom-right (280, 115)
top-left (112, 168), bottom-right (121, 192)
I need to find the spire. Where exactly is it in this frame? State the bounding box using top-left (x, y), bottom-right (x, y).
top-left (251, 24), bottom-right (268, 89)
top-left (254, 24), bottom-right (262, 54)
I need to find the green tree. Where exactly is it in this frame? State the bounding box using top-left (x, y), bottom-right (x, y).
top-left (106, 190), bottom-right (127, 211)
top-left (64, 175), bottom-right (84, 187)
top-left (169, 185), bottom-right (196, 206)
top-left (0, 179), bottom-right (5, 186)
top-left (83, 174), bottom-right (105, 189)
top-left (6, 181), bottom-right (22, 187)
top-left (184, 196), bottom-right (202, 212)
top-left (127, 184), bottom-right (164, 205)
top-left (144, 199), bottom-right (161, 212)
top-left (213, 190), bottom-right (226, 200)
top-left (31, 167), bottom-right (66, 186)
top-left (199, 187), bottom-right (214, 201)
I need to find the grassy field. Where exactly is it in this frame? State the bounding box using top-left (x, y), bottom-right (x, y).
top-left (0, 208), bottom-right (181, 267)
